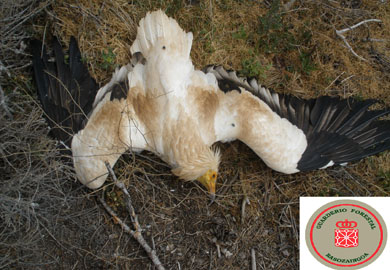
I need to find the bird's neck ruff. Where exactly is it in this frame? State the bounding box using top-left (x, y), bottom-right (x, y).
top-left (171, 146), bottom-right (220, 181)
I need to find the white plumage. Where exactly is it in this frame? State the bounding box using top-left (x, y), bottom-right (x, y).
top-left (32, 10), bottom-right (390, 197)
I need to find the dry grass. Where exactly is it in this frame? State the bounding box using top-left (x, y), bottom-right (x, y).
top-left (2, 0), bottom-right (390, 269)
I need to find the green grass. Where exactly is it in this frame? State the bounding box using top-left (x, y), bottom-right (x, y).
top-left (100, 48), bottom-right (117, 70)
top-left (257, 0), bottom-right (316, 76)
top-left (258, 0), bottom-right (295, 53)
top-left (240, 57), bottom-right (271, 78)
top-left (232, 26), bottom-right (248, 40)
top-left (299, 49), bottom-right (316, 75)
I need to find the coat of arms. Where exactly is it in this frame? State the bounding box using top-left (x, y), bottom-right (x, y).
top-left (334, 219), bottom-right (358, 248)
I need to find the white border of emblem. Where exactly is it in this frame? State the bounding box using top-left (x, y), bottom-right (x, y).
top-left (300, 197), bottom-right (389, 270)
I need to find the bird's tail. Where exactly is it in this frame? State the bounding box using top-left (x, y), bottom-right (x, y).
top-left (130, 10), bottom-right (193, 59)
top-left (31, 37), bottom-right (98, 147)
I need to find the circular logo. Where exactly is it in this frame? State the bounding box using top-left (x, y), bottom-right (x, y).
top-left (305, 199), bottom-right (387, 269)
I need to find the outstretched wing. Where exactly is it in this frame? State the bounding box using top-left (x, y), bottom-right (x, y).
top-left (205, 65), bottom-right (390, 173)
top-left (32, 37), bottom-right (149, 189)
top-left (31, 37), bottom-right (98, 146)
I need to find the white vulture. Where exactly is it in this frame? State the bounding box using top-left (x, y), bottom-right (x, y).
top-left (32, 10), bottom-right (390, 199)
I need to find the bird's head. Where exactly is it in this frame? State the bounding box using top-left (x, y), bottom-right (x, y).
top-left (171, 146), bottom-right (220, 200)
top-left (196, 169), bottom-right (218, 200)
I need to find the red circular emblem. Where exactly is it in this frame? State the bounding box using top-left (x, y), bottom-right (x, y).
top-left (305, 199), bottom-right (387, 269)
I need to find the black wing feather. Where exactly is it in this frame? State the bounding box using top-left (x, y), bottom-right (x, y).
top-left (205, 65), bottom-right (390, 172)
top-left (31, 37), bottom-right (99, 146)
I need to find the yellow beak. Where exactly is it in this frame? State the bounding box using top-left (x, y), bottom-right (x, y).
top-left (196, 170), bottom-right (217, 198)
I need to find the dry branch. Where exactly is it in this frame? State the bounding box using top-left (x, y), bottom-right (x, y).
top-left (0, 83), bottom-right (13, 119)
top-left (283, 0), bottom-right (297, 11)
top-left (335, 19), bottom-right (382, 61)
top-left (102, 162), bottom-right (165, 270)
top-left (251, 248), bottom-right (256, 270)
top-left (241, 195), bottom-right (250, 224)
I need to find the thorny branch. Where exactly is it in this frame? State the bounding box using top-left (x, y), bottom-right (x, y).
top-left (100, 161), bottom-right (165, 270)
top-left (335, 19), bottom-right (382, 61)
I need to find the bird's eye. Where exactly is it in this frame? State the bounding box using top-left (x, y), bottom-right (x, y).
top-left (211, 173), bottom-right (216, 179)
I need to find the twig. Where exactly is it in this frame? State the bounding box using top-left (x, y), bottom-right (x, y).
top-left (208, 0), bottom-right (213, 19)
top-left (220, 247), bottom-right (232, 257)
top-left (340, 75), bottom-right (355, 85)
top-left (208, 249), bottom-right (213, 270)
top-left (0, 83), bottom-right (13, 120)
top-left (364, 38), bottom-right (387, 42)
top-left (324, 71), bottom-right (344, 92)
top-left (241, 195), bottom-right (250, 224)
top-left (0, 60), bottom-right (11, 77)
top-left (211, 237), bottom-right (232, 258)
top-left (105, 162), bottom-right (138, 225)
top-left (251, 248), bottom-right (256, 270)
top-left (212, 237), bottom-right (221, 258)
top-left (335, 19), bottom-right (382, 61)
top-left (336, 19), bottom-right (382, 35)
top-left (283, 0), bottom-right (296, 11)
top-left (240, 169), bottom-right (250, 224)
top-left (101, 162), bottom-right (165, 270)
